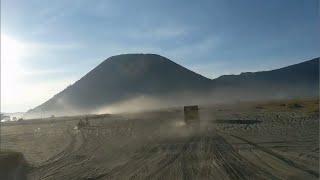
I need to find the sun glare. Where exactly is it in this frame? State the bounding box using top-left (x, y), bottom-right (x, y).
top-left (1, 33), bottom-right (73, 112)
top-left (1, 34), bottom-right (27, 62)
top-left (1, 34), bottom-right (31, 112)
top-left (1, 34), bottom-right (27, 80)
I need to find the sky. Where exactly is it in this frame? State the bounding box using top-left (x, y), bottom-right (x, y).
top-left (1, 0), bottom-right (319, 112)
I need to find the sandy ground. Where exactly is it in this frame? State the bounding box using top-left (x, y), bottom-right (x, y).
top-left (1, 99), bottom-right (319, 180)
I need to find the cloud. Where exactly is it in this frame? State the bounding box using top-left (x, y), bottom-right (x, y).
top-left (129, 26), bottom-right (189, 39)
top-left (167, 36), bottom-right (220, 58)
top-left (30, 0), bottom-right (88, 36)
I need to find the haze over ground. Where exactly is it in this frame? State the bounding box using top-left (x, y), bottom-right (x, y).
top-left (1, 0), bottom-right (319, 112)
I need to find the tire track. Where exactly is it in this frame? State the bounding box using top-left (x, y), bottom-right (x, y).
top-left (30, 127), bottom-right (89, 180)
top-left (89, 133), bottom-right (278, 180)
top-left (230, 134), bottom-right (319, 178)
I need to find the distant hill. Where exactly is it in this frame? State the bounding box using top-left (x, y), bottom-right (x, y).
top-left (25, 54), bottom-right (319, 118)
top-left (211, 58), bottom-right (319, 101)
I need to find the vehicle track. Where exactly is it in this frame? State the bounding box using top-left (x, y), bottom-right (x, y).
top-left (27, 118), bottom-right (318, 180)
top-left (89, 132), bottom-right (277, 180)
top-left (38, 128), bottom-right (77, 166)
top-left (230, 134), bottom-right (319, 178)
top-left (29, 127), bottom-right (89, 179)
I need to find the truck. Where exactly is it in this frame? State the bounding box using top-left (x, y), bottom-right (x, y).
top-left (183, 105), bottom-right (200, 126)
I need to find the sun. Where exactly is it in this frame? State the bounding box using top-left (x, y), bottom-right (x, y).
top-left (1, 33), bottom-right (27, 75)
top-left (1, 33), bottom-right (29, 112)
top-left (1, 33), bottom-right (27, 87)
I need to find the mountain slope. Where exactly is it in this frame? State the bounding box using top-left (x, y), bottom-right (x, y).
top-left (214, 58), bottom-right (318, 86)
top-left (26, 55), bottom-right (319, 118)
top-left (211, 58), bottom-right (319, 100)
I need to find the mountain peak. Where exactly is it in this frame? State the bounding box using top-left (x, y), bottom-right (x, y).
top-left (103, 53), bottom-right (168, 64)
top-left (108, 53), bottom-right (164, 59)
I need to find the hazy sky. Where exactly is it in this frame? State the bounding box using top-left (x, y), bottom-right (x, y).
top-left (1, 0), bottom-right (319, 112)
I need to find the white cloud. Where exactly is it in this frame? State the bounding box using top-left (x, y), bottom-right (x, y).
top-left (129, 26), bottom-right (188, 39)
top-left (168, 36), bottom-right (220, 58)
